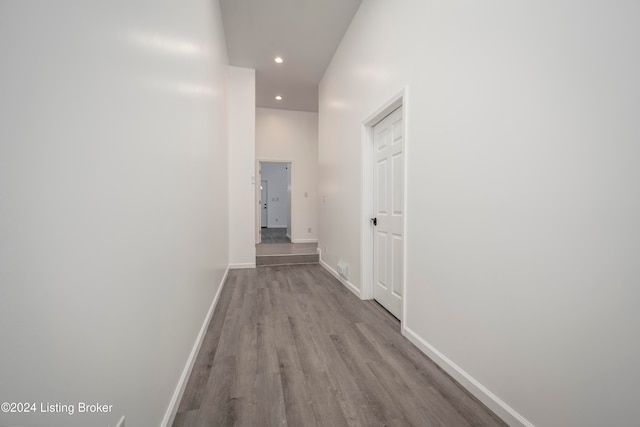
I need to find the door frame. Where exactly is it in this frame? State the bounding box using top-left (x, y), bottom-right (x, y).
top-left (256, 159), bottom-right (294, 244)
top-left (361, 88), bottom-right (408, 323)
top-left (260, 180), bottom-right (268, 228)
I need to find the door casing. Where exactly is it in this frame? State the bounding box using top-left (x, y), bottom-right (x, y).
top-left (361, 88), bottom-right (409, 326)
top-left (256, 159), bottom-right (294, 244)
top-left (260, 180), bottom-right (268, 227)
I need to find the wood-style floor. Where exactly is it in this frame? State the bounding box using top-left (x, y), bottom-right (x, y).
top-left (172, 265), bottom-right (507, 427)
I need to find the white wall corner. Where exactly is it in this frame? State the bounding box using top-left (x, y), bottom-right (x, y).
top-left (320, 259), bottom-right (362, 298)
top-left (161, 266), bottom-right (230, 427)
top-left (401, 325), bottom-right (534, 427)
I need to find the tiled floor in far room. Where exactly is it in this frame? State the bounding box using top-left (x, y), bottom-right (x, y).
top-left (260, 227), bottom-right (290, 243)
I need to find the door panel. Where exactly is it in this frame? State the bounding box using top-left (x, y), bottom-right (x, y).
top-left (373, 107), bottom-right (403, 319)
top-left (377, 159), bottom-right (388, 214)
top-left (392, 235), bottom-right (403, 297)
top-left (376, 231), bottom-right (388, 289)
top-left (392, 152), bottom-right (403, 214)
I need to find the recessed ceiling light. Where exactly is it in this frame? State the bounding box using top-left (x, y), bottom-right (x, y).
top-left (275, 95), bottom-right (283, 100)
top-left (274, 57), bottom-right (283, 64)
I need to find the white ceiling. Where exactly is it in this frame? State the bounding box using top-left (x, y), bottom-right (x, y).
top-left (219, 0), bottom-right (362, 113)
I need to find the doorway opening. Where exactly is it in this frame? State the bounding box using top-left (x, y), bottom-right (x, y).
top-left (257, 161), bottom-right (292, 244)
top-left (361, 89), bottom-right (407, 322)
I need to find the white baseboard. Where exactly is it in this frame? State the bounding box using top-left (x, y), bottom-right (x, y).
top-left (161, 266), bottom-right (230, 427)
top-left (292, 238), bottom-right (318, 244)
top-left (229, 262), bottom-right (256, 269)
top-left (320, 259), bottom-right (361, 298)
top-left (402, 325), bottom-right (533, 427)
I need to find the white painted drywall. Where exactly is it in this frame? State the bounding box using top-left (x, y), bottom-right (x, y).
top-left (228, 66), bottom-right (256, 267)
top-left (261, 162), bottom-right (290, 228)
top-left (319, 1), bottom-right (640, 426)
top-left (0, 2), bottom-right (229, 427)
top-left (256, 108), bottom-right (319, 242)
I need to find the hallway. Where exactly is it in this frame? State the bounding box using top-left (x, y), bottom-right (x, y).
top-left (172, 265), bottom-right (505, 426)
top-left (3, 1), bottom-right (640, 426)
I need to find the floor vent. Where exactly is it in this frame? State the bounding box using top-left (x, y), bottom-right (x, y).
top-left (337, 260), bottom-right (349, 280)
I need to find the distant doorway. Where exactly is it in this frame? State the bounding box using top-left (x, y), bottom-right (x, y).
top-left (257, 161), bottom-right (292, 244)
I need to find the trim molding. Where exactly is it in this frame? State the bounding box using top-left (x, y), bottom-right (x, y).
top-left (319, 259), bottom-right (361, 298)
top-left (292, 238), bottom-right (318, 244)
top-left (402, 325), bottom-right (533, 427)
top-left (161, 266), bottom-right (230, 427)
top-left (360, 88), bottom-right (408, 303)
top-left (229, 262), bottom-right (256, 269)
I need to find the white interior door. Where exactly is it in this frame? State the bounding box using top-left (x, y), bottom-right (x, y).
top-left (260, 180), bottom-right (268, 228)
top-left (372, 107), bottom-right (403, 319)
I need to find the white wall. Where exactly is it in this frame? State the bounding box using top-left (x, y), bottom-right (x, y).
top-left (256, 108), bottom-right (318, 243)
top-left (0, 2), bottom-right (229, 426)
top-left (228, 66), bottom-right (256, 267)
top-left (261, 162), bottom-right (291, 229)
top-left (319, 1), bottom-right (640, 426)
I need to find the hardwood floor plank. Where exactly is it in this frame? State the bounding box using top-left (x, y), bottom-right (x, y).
top-left (176, 273), bottom-right (235, 412)
top-left (256, 316), bottom-right (280, 374)
top-left (214, 308), bottom-right (242, 359)
top-left (356, 321), bottom-right (506, 427)
top-left (231, 324), bottom-right (257, 399)
top-left (195, 355), bottom-right (237, 427)
top-left (255, 287), bottom-right (271, 317)
top-left (306, 370), bottom-right (349, 427)
top-left (230, 396), bottom-right (257, 427)
top-left (288, 315), bottom-right (326, 374)
top-left (330, 333), bottom-right (407, 426)
top-left (366, 358), bottom-right (470, 427)
top-left (256, 372), bottom-right (287, 425)
top-left (312, 333), bottom-right (380, 427)
top-left (278, 361), bottom-right (317, 426)
top-left (173, 265), bottom-right (507, 427)
top-left (171, 409), bottom-right (198, 427)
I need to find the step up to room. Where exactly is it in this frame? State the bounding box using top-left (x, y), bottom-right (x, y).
top-left (256, 252), bottom-right (319, 266)
top-left (255, 242), bottom-right (319, 266)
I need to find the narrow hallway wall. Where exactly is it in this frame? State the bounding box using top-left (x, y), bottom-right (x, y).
top-left (228, 66), bottom-right (256, 267)
top-left (319, 1), bottom-right (640, 426)
top-left (0, 1), bottom-right (230, 426)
